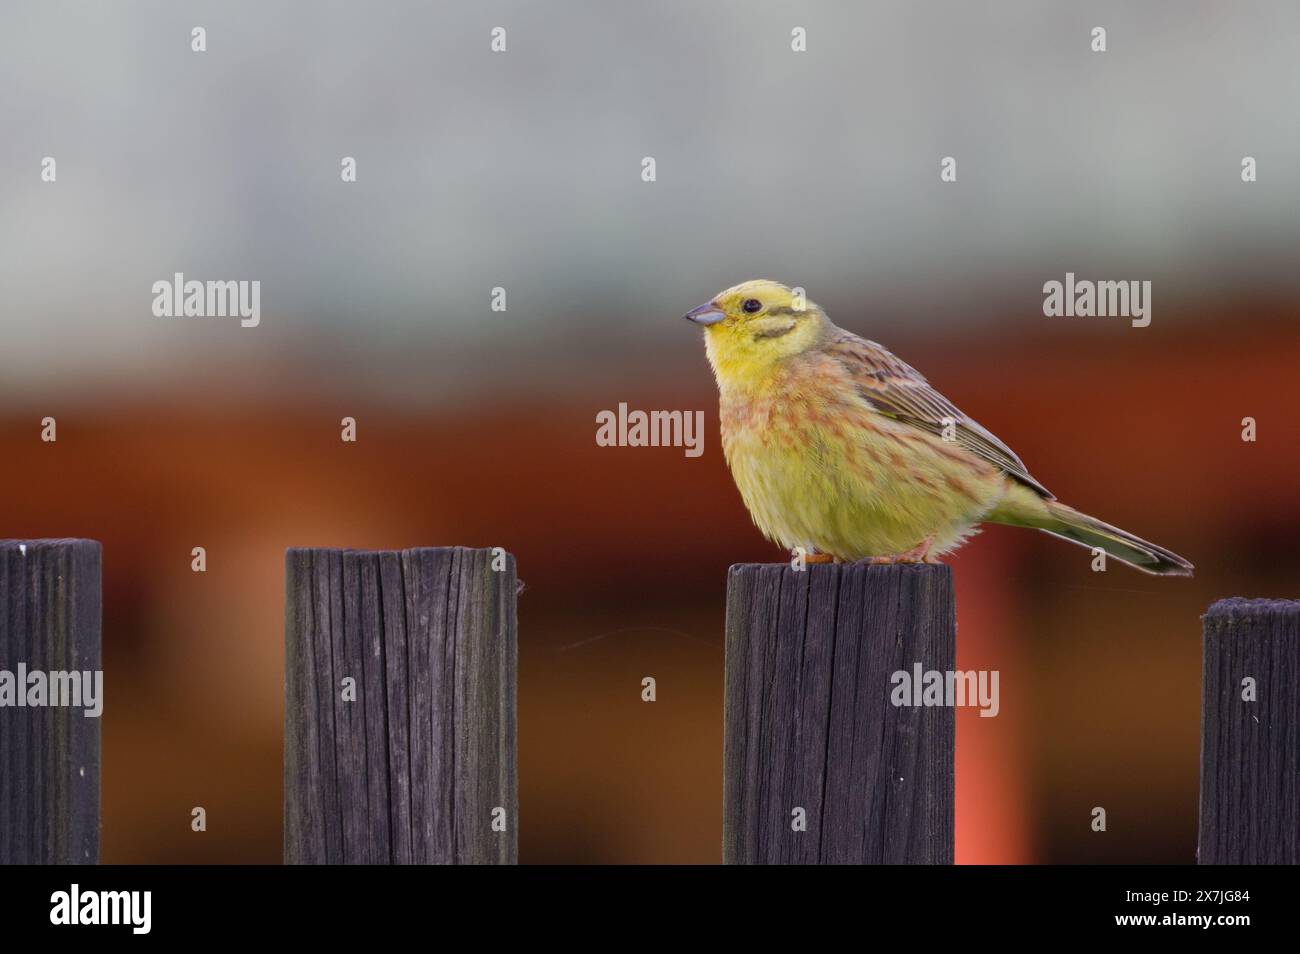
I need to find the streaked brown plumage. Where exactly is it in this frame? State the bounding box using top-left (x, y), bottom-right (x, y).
top-left (685, 280), bottom-right (1194, 575)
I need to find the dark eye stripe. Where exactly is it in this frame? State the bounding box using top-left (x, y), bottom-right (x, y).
top-left (752, 320), bottom-right (796, 339)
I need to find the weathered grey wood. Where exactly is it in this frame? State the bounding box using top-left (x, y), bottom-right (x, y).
top-left (1198, 598), bottom-right (1299, 864)
top-left (0, 539), bottom-right (101, 864)
top-left (285, 546), bottom-right (517, 864)
top-left (723, 562), bottom-right (954, 864)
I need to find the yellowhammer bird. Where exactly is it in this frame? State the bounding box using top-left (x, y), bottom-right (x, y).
top-left (684, 279), bottom-right (1193, 575)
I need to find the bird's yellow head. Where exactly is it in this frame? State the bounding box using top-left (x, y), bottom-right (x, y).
top-left (683, 280), bottom-right (828, 387)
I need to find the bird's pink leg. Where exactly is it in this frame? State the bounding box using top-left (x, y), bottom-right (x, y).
top-left (855, 536), bottom-right (938, 565)
top-left (896, 536), bottom-right (937, 564)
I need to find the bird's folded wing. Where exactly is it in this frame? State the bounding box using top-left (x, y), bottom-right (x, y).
top-left (828, 331), bottom-right (1053, 498)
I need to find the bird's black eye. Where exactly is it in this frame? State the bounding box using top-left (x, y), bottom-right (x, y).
top-left (741, 298), bottom-right (762, 314)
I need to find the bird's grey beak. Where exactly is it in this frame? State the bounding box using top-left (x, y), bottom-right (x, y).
top-left (683, 302), bottom-right (726, 326)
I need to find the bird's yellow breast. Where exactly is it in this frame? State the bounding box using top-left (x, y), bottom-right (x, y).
top-left (713, 349), bottom-right (1005, 560)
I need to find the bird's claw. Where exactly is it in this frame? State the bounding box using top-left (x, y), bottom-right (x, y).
top-left (854, 537), bottom-right (939, 565)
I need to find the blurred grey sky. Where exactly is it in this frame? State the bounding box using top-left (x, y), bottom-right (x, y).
top-left (2, 1), bottom-right (1298, 403)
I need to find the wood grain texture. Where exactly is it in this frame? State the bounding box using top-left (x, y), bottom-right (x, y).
top-left (723, 562), bottom-right (954, 864)
top-left (0, 539), bottom-right (101, 865)
top-left (285, 546), bottom-right (517, 864)
top-left (1198, 597), bottom-right (1299, 864)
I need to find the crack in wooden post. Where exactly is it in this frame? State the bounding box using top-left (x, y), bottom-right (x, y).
top-left (723, 562), bottom-right (954, 864)
top-left (285, 546), bottom-right (517, 864)
top-left (1198, 598), bottom-right (1299, 864)
top-left (0, 538), bottom-right (101, 865)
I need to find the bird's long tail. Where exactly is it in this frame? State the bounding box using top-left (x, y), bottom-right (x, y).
top-left (989, 486), bottom-right (1193, 576)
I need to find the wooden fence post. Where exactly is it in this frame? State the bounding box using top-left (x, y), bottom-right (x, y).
top-left (723, 562), bottom-right (955, 864)
top-left (284, 546), bottom-right (518, 864)
top-left (0, 539), bottom-right (101, 865)
top-left (1198, 597), bottom-right (1299, 864)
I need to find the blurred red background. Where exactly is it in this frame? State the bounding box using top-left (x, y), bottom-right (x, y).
top-left (4, 303), bottom-right (1294, 864)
